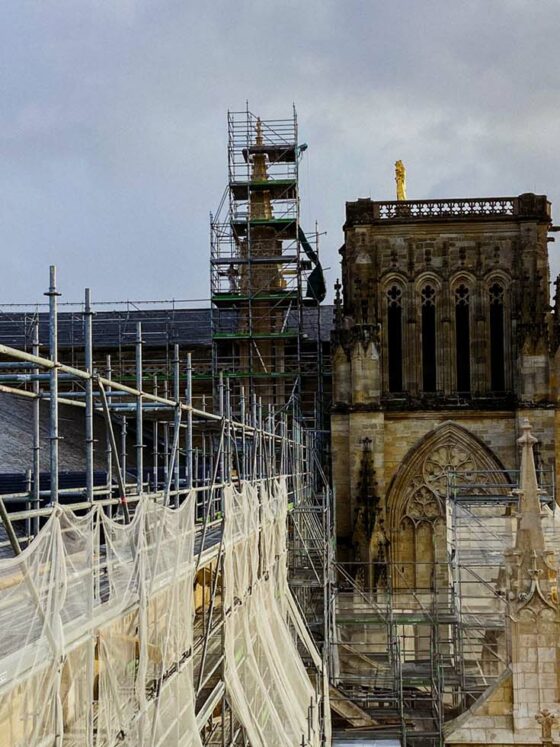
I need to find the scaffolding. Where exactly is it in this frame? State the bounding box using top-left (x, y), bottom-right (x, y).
top-left (210, 106), bottom-right (326, 430)
top-left (330, 467), bottom-right (558, 746)
top-left (0, 300), bottom-right (215, 406)
top-left (0, 266), bottom-right (330, 747)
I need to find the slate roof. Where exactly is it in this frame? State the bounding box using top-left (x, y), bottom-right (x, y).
top-left (0, 305), bottom-right (333, 350)
top-left (0, 393), bottom-right (108, 472)
top-left (300, 304), bottom-right (334, 343)
top-left (0, 308), bottom-right (213, 350)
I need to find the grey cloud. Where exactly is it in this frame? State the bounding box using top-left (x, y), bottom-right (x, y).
top-left (1, 0), bottom-right (559, 304)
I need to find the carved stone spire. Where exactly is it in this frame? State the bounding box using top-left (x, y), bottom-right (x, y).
top-left (334, 278), bottom-right (343, 330)
top-left (504, 420), bottom-right (560, 734)
top-left (255, 117), bottom-right (264, 147)
top-left (351, 437), bottom-right (381, 588)
top-left (505, 420), bottom-right (557, 605)
top-left (250, 117), bottom-right (272, 220)
top-left (515, 419), bottom-right (545, 554)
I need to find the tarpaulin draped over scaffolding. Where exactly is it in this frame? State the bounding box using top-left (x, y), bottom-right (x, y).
top-left (299, 227), bottom-right (326, 303)
top-left (223, 478), bottom-right (328, 747)
top-left (0, 498), bottom-right (202, 747)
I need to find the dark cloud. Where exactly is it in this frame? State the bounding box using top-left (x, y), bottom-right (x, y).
top-left (1, 0), bottom-right (559, 304)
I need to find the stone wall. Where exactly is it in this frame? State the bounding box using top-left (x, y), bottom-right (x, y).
top-left (333, 408), bottom-right (556, 547)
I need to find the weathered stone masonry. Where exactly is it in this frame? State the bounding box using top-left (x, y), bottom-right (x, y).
top-left (331, 193), bottom-right (555, 559)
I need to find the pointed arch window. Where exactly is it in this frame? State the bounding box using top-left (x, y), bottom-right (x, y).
top-left (387, 285), bottom-right (403, 392)
top-left (455, 284), bottom-right (471, 393)
top-left (489, 283), bottom-right (505, 391)
top-left (421, 285), bottom-right (437, 392)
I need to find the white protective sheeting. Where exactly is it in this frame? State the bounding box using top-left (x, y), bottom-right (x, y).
top-left (0, 497), bottom-right (202, 747)
top-left (224, 478), bottom-right (325, 747)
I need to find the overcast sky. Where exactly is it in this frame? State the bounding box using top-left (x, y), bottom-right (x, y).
top-left (1, 0), bottom-right (559, 306)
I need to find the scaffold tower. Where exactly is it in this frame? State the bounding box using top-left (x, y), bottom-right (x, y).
top-left (211, 105), bottom-right (325, 424)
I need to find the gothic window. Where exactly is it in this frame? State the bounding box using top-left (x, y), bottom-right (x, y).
top-left (455, 284), bottom-right (471, 393)
top-left (489, 283), bottom-right (505, 391)
top-left (421, 284), bottom-right (437, 392)
top-left (387, 423), bottom-right (511, 595)
top-left (387, 285), bottom-right (403, 392)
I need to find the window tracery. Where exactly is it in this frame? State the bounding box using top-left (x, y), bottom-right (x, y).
top-left (402, 442), bottom-right (478, 525)
top-left (387, 424), bottom-right (511, 593)
top-left (489, 282), bottom-right (504, 304)
top-left (387, 285), bottom-right (402, 308)
top-left (455, 284), bottom-right (469, 306)
top-left (421, 284), bottom-right (436, 307)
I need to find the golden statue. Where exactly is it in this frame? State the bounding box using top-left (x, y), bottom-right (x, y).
top-left (395, 160), bottom-right (407, 201)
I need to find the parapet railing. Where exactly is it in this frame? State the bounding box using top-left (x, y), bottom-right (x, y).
top-left (346, 194), bottom-right (551, 224)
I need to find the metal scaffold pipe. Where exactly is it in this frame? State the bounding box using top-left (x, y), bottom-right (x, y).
top-left (0, 341), bottom-right (301, 445)
top-left (153, 376), bottom-right (159, 490)
top-left (32, 320), bottom-right (40, 535)
top-left (84, 287), bottom-right (94, 503)
top-left (240, 386), bottom-right (247, 480)
top-left (98, 378), bottom-right (130, 524)
top-left (218, 371), bottom-right (225, 487)
top-left (173, 343), bottom-right (180, 507)
top-left (45, 265), bottom-right (60, 504)
top-left (136, 322), bottom-right (143, 495)
top-left (186, 353), bottom-right (193, 490)
top-left (121, 415), bottom-right (128, 486)
top-left (106, 354), bottom-right (113, 506)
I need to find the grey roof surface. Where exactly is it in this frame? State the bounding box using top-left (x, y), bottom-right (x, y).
top-left (0, 308), bottom-right (213, 350)
top-left (301, 304), bottom-right (334, 343)
top-left (0, 393), bottom-right (108, 472)
top-left (0, 305), bottom-right (333, 350)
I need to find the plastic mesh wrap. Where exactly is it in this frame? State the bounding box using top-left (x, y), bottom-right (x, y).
top-left (223, 478), bottom-right (322, 746)
top-left (0, 498), bottom-right (201, 747)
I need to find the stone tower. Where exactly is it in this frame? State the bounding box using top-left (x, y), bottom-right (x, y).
top-left (331, 192), bottom-right (554, 568)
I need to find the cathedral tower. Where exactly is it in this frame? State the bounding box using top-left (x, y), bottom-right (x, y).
top-left (332, 191), bottom-right (554, 556)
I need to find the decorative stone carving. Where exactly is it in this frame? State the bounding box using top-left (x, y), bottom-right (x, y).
top-left (385, 423), bottom-right (510, 590)
top-left (536, 708), bottom-right (559, 747)
top-left (397, 434), bottom-right (494, 530)
top-left (423, 443), bottom-right (477, 494)
top-left (352, 438), bottom-right (387, 590)
top-left (405, 485), bottom-right (442, 522)
top-left (504, 421), bottom-right (560, 735)
top-left (395, 432), bottom-right (491, 595)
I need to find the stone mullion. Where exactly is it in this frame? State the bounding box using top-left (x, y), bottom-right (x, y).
top-left (372, 236), bottom-right (380, 326)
